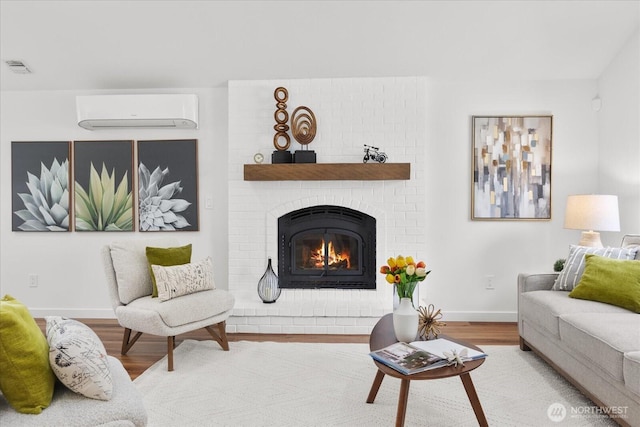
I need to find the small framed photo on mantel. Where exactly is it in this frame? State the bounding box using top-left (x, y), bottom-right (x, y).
top-left (471, 115), bottom-right (552, 220)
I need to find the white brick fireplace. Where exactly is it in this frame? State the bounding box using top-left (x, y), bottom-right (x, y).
top-left (227, 77), bottom-right (427, 334)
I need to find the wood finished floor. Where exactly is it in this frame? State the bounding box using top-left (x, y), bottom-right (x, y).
top-left (36, 319), bottom-right (519, 380)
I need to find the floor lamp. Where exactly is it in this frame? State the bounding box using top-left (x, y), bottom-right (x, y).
top-left (564, 195), bottom-right (620, 248)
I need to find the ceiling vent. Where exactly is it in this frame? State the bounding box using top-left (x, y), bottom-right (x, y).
top-left (76, 94), bottom-right (198, 130)
top-left (5, 60), bottom-right (32, 74)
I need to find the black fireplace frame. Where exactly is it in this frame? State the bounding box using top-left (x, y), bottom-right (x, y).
top-left (278, 205), bottom-right (376, 289)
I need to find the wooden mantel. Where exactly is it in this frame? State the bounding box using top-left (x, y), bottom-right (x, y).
top-left (243, 163), bottom-right (411, 181)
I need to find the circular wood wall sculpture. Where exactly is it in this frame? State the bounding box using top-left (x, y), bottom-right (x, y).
top-left (291, 106), bottom-right (317, 146)
top-left (273, 87), bottom-right (291, 151)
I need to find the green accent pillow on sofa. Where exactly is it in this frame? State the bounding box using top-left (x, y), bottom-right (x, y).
top-left (569, 254), bottom-right (640, 313)
top-left (146, 244), bottom-right (192, 297)
top-left (0, 295), bottom-right (55, 414)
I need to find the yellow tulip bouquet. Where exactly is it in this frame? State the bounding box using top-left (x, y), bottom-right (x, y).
top-left (380, 255), bottom-right (431, 302)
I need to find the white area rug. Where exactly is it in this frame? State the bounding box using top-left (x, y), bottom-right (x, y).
top-left (134, 340), bottom-right (617, 427)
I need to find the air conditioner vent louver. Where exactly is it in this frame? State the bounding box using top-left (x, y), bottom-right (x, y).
top-left (76, 94), bottom-right (198, 130)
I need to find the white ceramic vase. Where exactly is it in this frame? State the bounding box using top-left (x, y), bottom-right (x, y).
top-left (392, 284), bottom-right (419, 310)
top-left (393, 297), bottom-right (419, 342)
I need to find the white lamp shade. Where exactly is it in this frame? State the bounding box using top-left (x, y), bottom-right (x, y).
top-left (564, 195), bottom-right (620, 232)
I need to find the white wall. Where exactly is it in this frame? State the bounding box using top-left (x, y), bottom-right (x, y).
top-left (597, 30), bottom-right (640, 236)
top-left (423, 78), bottom-right (601, 319)
top-left (1, 31), bottom-right (638, 320)
top-left (0, 77), bottom-right (599, 321)
top-left (0, 88), bottom-right (229, 317)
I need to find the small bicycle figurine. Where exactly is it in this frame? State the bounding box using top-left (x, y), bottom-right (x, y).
top-left (363, 144), bottom-right (387, 163)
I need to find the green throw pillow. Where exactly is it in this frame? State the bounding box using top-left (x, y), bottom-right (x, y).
top-left (0, 295), bottom-right (55, 414)
top-left (569, 254), bottom-right (640, 313)
top-left (146, 244), bottom-right (192, 297)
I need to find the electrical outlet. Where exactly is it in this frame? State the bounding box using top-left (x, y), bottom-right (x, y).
top-left (28, 274), bottom-right (38, 288)
top-left (485, 274), bottom-right (495, 290)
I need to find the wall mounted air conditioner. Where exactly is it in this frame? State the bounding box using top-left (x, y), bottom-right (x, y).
top-left (76, 94), bottom-right (198, 130)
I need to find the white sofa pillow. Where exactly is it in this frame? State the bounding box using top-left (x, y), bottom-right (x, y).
top-left (553, 245), bottom-right (639, 291)
top-left (109, 237), bottom-right (178, 304)
top-left (46, 317), bottom-right (112, 400)
top-left (152, 257), bottom-right (215, 301)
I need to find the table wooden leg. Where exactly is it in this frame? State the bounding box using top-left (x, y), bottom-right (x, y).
top-left (366, 370), bottom-right (385, 403)
top-left (395, 379), bottom-right (411, 427)
top-left (460, 373), bottom-right (488, 427)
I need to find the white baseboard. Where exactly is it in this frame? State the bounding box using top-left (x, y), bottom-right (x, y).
top-left (441, 311), bottom-right (517, 322)
top-left (27, 308), bottom-right (517, 323)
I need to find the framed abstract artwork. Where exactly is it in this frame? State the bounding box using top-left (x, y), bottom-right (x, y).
top-left (137, 139), bottom-right (199, 231)
top-left (471, 116), bottom-right (553, 220)
top-left (11, 141), bottom-right (71, 231)
top-left (73, 140), bottom-right (134, 231)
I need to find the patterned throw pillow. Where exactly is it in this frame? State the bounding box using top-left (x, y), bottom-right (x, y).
top-left (45, 317), bottom-right (113, 400)
top-left (152, 257), bottom-right (215, 301)
top-left (146, 244), bottom-right (192, 298)
top-left (552, 245), bottom-right (639, 291)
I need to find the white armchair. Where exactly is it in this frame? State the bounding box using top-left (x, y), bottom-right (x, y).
top-left (101, 237), bottom-right (235, 371)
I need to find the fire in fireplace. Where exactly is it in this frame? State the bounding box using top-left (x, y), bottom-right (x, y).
top-left (278, 205), bottom-right (376, 289)
top-left (294, 233), bottom-right (355, 270)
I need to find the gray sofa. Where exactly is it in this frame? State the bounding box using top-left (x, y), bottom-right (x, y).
top-left (0, 356), bottom-right (147, 426)
top-left (518, 235), bottom-right (640, 427)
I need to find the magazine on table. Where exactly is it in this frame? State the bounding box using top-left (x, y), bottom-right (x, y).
top-left (370, 338), bottom-right (487, 375)
top-left (369, 342), bottom-right (448, 375)
top-left (410, 338), bottom-right (487, 361)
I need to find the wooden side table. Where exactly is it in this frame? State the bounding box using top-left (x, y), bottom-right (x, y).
top-left (366, 314), bottom-right (488, 427)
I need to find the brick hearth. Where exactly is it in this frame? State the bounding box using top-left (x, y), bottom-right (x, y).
top-left (227, 290), bottom-right (391, 334)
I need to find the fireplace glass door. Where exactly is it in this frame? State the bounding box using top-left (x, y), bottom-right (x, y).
top-left (291, 229), bottom-right (362, 276)
top-left (278, 205), bottom-right (376, 289)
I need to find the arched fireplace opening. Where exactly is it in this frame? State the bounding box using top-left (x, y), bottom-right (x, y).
top-left (278, 205), bottom-right (376, 289)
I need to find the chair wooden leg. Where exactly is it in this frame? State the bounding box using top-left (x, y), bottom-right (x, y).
top-left (121, 328), bottom-right (143, 355)
top-left (167, 336), bottom-right (175, 371)
top-left (204, 321), bottom-right (230, 351)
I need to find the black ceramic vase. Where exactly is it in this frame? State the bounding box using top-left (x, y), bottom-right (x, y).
top-left (257, 258), bottom-right (281, 303)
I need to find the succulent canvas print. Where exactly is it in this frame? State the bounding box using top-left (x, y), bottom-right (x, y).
top-left (74, 140), bottom-right (134, 231)
top-left (12, 141), bottom-right (71, 231)
top-left (137, 139), bottom-right (198, 231)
